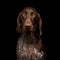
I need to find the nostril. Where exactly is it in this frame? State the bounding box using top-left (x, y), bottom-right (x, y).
top-left (25, 26), bottom-right (31, 28)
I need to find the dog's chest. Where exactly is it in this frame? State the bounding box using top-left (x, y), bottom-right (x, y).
top-left (16, 40), bottom-right (44, 60)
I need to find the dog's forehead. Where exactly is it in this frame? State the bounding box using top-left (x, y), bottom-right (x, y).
top-left (25, 9), bottom-right (34, 12)
top-left (22, 7), bottom-right (37, 12)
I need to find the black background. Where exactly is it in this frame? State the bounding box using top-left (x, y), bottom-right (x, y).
top-left (1, 0), bottom-right (49, 60)
top-left (1, 0), bottom-right (59, 60)
top-left (16, 0), bottom-right (48, 44)
top-left (16, 0), bottom-right (48, 60)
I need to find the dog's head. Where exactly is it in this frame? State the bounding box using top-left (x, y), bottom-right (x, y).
top-left (16, 7), bottom-right (42, 35)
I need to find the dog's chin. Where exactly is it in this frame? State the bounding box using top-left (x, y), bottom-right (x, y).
top-left (23, 28), bottom-right (33, 44)
top-left (25, 29), bottom-right (31, 34)
top-left (24, 28), bottom-right (32, 33)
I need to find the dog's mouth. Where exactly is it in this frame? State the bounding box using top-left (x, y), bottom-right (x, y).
top-left (25, 29), bottom-right (31, 35)
top-left (24, 27), bottom-right (32, 32)
top-left (23, 26), bottom-right (33, 36)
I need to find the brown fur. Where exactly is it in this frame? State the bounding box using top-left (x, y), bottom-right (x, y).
top-left (16, 7), bottom-right (42, 35)
top-left (16, 7), bottom-right (46, 60)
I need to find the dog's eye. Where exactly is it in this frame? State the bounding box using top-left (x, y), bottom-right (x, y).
top-left (31, 12), bottom-right (33, 16)
top-left (24, 11), bottom-right (27, 15)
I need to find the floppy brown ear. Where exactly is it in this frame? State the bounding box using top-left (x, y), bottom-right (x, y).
top-left (16, 12), bottom-right (22, 33)
top-left (37, 13), bottom-right (42, 35)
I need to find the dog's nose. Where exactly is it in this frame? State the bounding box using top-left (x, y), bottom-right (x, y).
top-left (25, 22), bottom-right (31, 26)
top-left (25, 25), bottom-right (31, 28)
top-left (24, 18), bottom-right (32, 28)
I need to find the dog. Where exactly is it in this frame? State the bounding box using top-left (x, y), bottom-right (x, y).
top-left (16, 7), bottom-right (46, 60)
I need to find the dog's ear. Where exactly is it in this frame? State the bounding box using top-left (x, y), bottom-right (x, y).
top-left (16, 12), bottom-right (22, 33)
top-left (37, 13), bottom-right (42, 35)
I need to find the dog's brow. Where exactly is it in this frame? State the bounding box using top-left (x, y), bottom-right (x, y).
top-left (25, 9), bottom-right (34, 12)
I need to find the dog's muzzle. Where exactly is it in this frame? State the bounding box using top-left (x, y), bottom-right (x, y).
top-left (24, 18), bottom-right (33, 31)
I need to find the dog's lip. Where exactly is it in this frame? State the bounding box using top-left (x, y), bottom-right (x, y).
top-left (24, 27), bottom-right (31, 30)
top-left (25, 29), bottom-right (31, 32)
top-left (23, 27), bottom-right (33, 33)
